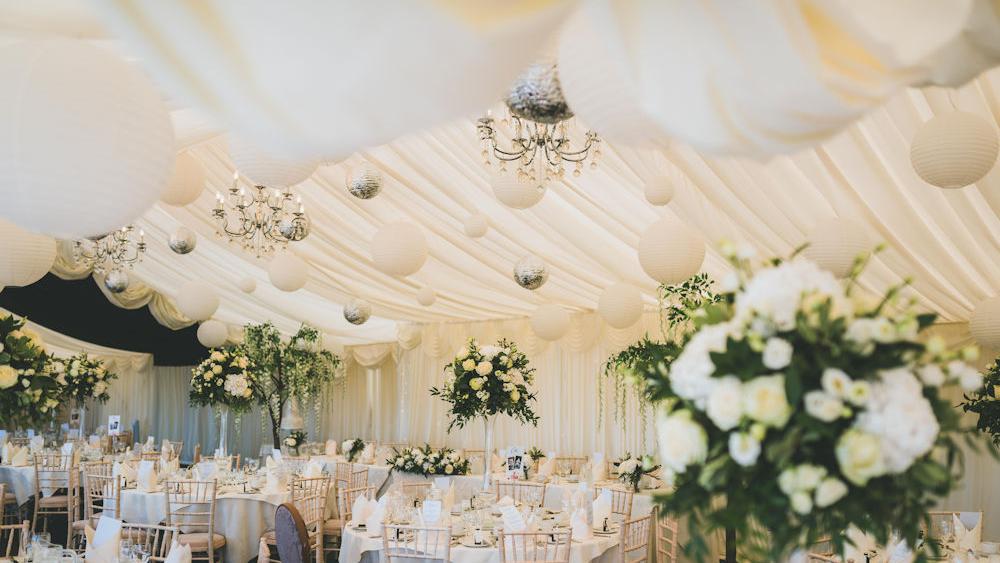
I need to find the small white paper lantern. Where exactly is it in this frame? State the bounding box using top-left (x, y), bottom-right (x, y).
top-left (237, 276), bottom-right (256, 294)
top-left (268, 252), bottom-right (308, 292)
top-left (644, 176), bottom-right (675, 206)
top-left (197, 320), bottom-right (228, 348)
top-left (0, 219), bottom-right (56, 287)
top-left (416, 286), bottom-right (437, 307)
top-left (176, 281), bottom-right (219, 322)
top-left (228, 136), bottom-right (319, 187)
top-left (598, 283), bottom-right (643, 328)
top-left (162, 152), bottom-right (205, 206)
top-left (530, 304), bottom-right (570, 341)
top-left (637, 217), bottom-right (706, 284)
top-left (911, 111), bottom-right (999, 189)
top-left (463, 214), bottom-right (489, 238)
top-left (371, 221), bottom-right (428, 276)
top-left (802, 218), bottom-right (870, 279)
top-left (0, 39), bottom-right (175, 238)
top-left (970, 296), bottom-right (1000, 349)
top-left (491, 175), bottom-right (546, 209)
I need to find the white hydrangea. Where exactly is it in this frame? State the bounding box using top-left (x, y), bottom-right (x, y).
top-left (733, 258), bottom-right (850, 331)
top-left (855, 368), bottom-right (938, 473)
top-left (762, 338), bottom-right (793, 370)
top-left (656, 410), bottom-right (708, 474)
top-left (223, 373), bottom-right (251, 398)
top-left (728, 432), bottom-right (761, 467)
top-left (669, 322), bottom-right (735, 407)
top-left (706, 376), bottom-right (743, 430)
top-left (479, 345), bottom-right (501, 359)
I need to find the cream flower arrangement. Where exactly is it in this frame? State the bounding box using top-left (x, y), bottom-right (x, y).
top-left (387, 444), bottom-right (471, 477)
top-left (430, 338), bottom-right (539, 430)
top-left (649, 247), bottom-right (992, 561)
top-left (342, 438), bottom-right (365, 462)
top-left (0, 314), bottom-right (62, 428)
top-left (189, 347), bottom-right (256, 413)
top-left (57, 352), bottom-right (117, 405)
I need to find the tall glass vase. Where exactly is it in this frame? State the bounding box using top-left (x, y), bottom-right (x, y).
top-left (77, 404), bottom-right (86, 440)
top-left (218, 406), bottom-right (230, 457)
top-left (482, 415), bottom-right (496, 491)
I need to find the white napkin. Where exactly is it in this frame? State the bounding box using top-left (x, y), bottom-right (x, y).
top-left (497, 495), bottom-right (515, 507)
top-left (361, 443), bottom-right (375, 464)
top-left (61, 442), bottom-right (74, 456)
top-left (263, 471), bottom-right (286, 494)
top-left (325, 440), bottom-right (338, 456)
top-left (538, 456), bottom-right (555, 478)
top-left (85, 516), bottom-right (122, 563)
top-left (885, 538), bottom-right (914, 563)
top-left (112, 461), bottom-right (136, 486)
top-left (844, 526), bottom-right (877, 563)
top-left (592, 453), bottom-right (607, 481)
top-left (143, 436), bottom-right (155, 453)
top-left (442, 484), bottom-right (456, 513)
top-left (953, 512), bottom-right (982, 554)
top-left (162, 456), bottom-right (180, 475)
top-left (592, 489), bottom-right (612, 529)
top-left (195, 461), bottom-right (218, 481)
top-left (491, 453), bottom-right (505, 472)
top-left (265, 455), bottom-right (279, 471)
top-left (29, 436), bottom-right (43, 453)
top-left (257, 538), bottom-right (269, 563)
top-left (365, 497), bottom-right (387, 535)
top-left (570, 508), bottom-right (594, 541)
top-left (351, 494), bottom-right (373, 525)
top-left (11, 446), bottom-right (28, 467)
top-left (302, 460), bottom-right (324, 478)
top-left (164, 540), bottom-right (192, 563)
top-left (137, 460), bottom-right (158, 492)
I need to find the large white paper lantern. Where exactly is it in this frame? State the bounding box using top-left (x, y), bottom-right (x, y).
top-left (0, 220), bottom-right (56, 287)
top-left (162, 152), bottom-right (205, 206)
top-left (228, 136), bottom-right (319, 187)
top-left (970, 296), bottom-right (1000, 349)
top-left (637, 217), bottom-right (706, 284)
top-left (802, 218), bottom-right (870, 278)
top-left (371, 222), bottom-right (428, 276)
top-left (598, 283), bottom-right (643, 328)
top-left (0, 38), bottom-right (174, 238)
top-left (237, 276), bottom-right (256, 294)
top-left (644, 176), bottom-right (675, 206)
top-left (197, 320), bottom-right (228, 348)
top-left (911, 111), bottom-right (999, 189)
top-left (463, 214), bottom-right (489, 238)
top-left (530, 304), bottom-right (570, 341)
top-left (491, 175), bottom-right (546, 209)
top-left (268, 252), bottom-right (308, 292)
top-left (416, 286), bottom-right (437, 307)
top-left (176, 281), bottom-right (219, 322)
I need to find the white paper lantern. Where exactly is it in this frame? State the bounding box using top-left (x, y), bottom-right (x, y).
top-left (911, 111), bottom-right (999, 189)
top-left (197, 320), bottom-right (228, 348)
top-left (0, 38), bottom-right (175, 238)
top-left (644, 176), bottom-right (675, 206)
top-left (463, 214), bottom-right (489, 238)
top-left (970, 296), bottom-right (1000, 349)
top-left (268, 252), bottom-right (308, 292)
top-left (371, 222), bottom-right (428, 276)
top-left (802, 218), bottom-right (871, 278)
top-left (228, 136), bottom-right (319, 187)
top-left (637, 217), bottom-right (706, 284)
top-left (598, 283), bottom-right (643, 329)
top-left (491, 175), bottom-right (546, 209)
top-left (176, 281), bottom-right (219, 322)
top-left (0, 219), bottom-right (56, 287)
top-left (237, 276), bottom-right (256, 294)
top-left (530, 304), bottom-right (570, 341)
top-left (162, 152), bottom-right (205, 206)
top-left (416, 286), bottom-right (437, 307)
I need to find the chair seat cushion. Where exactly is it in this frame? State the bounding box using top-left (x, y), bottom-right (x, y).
top-left (323, 518), bottom-right (346, 534)
top-left (176, 532), bottom-right (226, 551)
top-left (37, 495), bottom-right (67, 508)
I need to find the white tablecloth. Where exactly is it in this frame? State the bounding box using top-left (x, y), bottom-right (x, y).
top-left (0, 465), bottom-right (36, 505)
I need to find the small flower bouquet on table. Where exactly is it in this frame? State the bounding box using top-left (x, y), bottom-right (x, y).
top-left (342, 438), bottom-right (365, 462)
top-left (613, 454), bottom-right (660, 492)
top-left (284, 430), bottom-right (306, 456)
top-left (388, 445), bottom-right (471, 476)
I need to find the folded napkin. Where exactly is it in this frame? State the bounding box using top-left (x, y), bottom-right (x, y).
top-left (953, 512), bottom-right (982, 554)
top-left (113, 461), bottom-right (137, 487)
top-left (325, 440), bottom-right (338, 456)
top-left (257, 538), bottom-right (269, 563)
top-left (195, 461), bottom-right (218, 481)
top-left (142, 436), bottom-right (155, 453)
top-left (137, 460), bottom-right (158, 492)
top-left (570, 508), bottom-right (594, 541)
top-left (29, 435), bottom-right (43, 453)
top-left (10, 446), bottom-right (28, 467)
top-left (265, 455), bottom-right (279, 471)
top-left (0, 441), bottom-right (9, 464)
top-left (592, 453), bottom-right (607, 481)
top-left (89, 435), bottom-right (101, 448)
top-left (497, 495), bottom-right (515, 507)
top-left (442, 484), bottom-right (456, 513)
top-left (61, 441), bottom-right (74, 456)
top-left (538, 457), bottom-right (555, 478)
top-left (164, 540), bottom-right (192, 563)
top-left (302, 460), bottom-right (324, 478)
top-left (162, 456), bottom-right (180, 475)
top-left (593, 489), bottom-right (612, 529)
top-left (351, 494), bottom-right (373, 525)
top-left (84, 516), bottom-right (122, 563)
top-left (365, 497), bottom-right (387, 535)
top-left (885, 538), bottom-right (914, 563)
top-left (263, 471), bottom-right (287, 494)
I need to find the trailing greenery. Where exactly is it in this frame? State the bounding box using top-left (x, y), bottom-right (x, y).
top-left (0, 314), bottom-right (62, 428)
top-left (961, 357), bottom-right (1000, 444)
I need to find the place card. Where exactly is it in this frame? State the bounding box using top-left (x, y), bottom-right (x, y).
top-left (422, 499), bottom-right (442, 524)
top-left (499, 505), bottom-right (526, 532)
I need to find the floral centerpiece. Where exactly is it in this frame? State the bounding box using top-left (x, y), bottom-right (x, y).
top-left (430, 338), bottom-right (539, 489)
top-left (961, 357), bottom-right (1000, 445)
top-left (613, 454), bottom-right (660, 493)
top-left (342, 438), bottom-right (365, 462)
top-left (190, 347), bottom-right (256, 456)
top-left (0, 314), bottom-right (62, 428)
top-left (649, 250), bottom-right (990, 561)
top-left (59, 353), bottom-right (117, 405)
top-left (284, 430), bottom-right (306, 456)
top-left (388, 445), bottom-right (470, 477)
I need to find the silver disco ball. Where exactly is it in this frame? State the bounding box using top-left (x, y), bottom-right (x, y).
top-left (343, 298), bottom-right (372, 325)
top-left (513, 255), bottom-right (549, 290)
top-left (104, 269), bottom-right (130, 293)
top-left (278, 218), bottom-right (309, 240)
top-left (347, 164), bottom-right (382, 200)
top-left (168, 227), bottom-right (197, 254)
top-left (504, 62), bottom-right (573, 124)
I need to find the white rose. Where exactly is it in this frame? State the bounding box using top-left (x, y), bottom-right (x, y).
top-left (475, 361), bottom-right (493, 376)
top-left (804, 391), bottom-right (843, 422)
top-left (706, 376), bottom-right (743, 431)
top-left (728, 433), bottom-right (761, 467)
top-left (0, 365), bottom-right (17, 389)
top-left (445, 464), bottom-right (454, 474)
top-left (916, 364), bottom-right (945, 387)
top-left (948, 361), bottom-right (983, 392)
top-left (762, 338), bottom-right (793, 370)
top-left (796, 464), bottom-right (827, 490)
top-left (461, 359), bottom-right (476, 371)
top-left (456, 347), bottom-right (469, 359)
top-left (395, 458), bottom-right (404, 467)
top-left (836, 429), bottom-right (886, 486)
top-left (212, 365), bottom-right (222, 374)
top-left (845, 381), bottom-right (871, 407)
top-left (814, 477), bottom-right (848, 508)
top-left (870, 317), bottom-right (897, 343)
top-left (655, 409), bottom-right (708, 474)
top-left (509, 390), bottom-right (520, 402)
top-left (790, 491), bottom-right (813, 515)
top-left (284, 437), bottom-right (295, 446)
top-left (821, 368), bottom-right (852, 398)
top-left (618, 458), bottom-right (639, 475)
top-left (93, 382), bottom-right (107, 395)
top-left (742, 375), bottom-right (791, 428)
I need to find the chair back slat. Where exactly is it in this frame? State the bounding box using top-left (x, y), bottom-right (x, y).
top-left (553, 456), bottom-right (589, 475)
top-left (495, 481), bottom-right (546, 507)
top-left (619, 514), bottom-right (652, 563)
top-left (120, 523), bottom-right (179, 562)
top-left (0, 521), bottom-right (27, 557)
top-left (164, 479), bottom-right (218, 535)
top-left (655, 511), bottom-right (680, 562)
top-left (594, 488), bottom-right (633, 518)
top-left (83, 472), bottom-right (121, 524)
top-left (382, 525), bottom-right (451, 563)
top-left (349, 468), bottom-right (368, 489)
top-left (336, 486), bottom-right (374, 522)
top-left (498, 530), bottom-right (571, 563)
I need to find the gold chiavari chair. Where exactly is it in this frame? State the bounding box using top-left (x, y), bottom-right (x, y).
top-left (349, 467), bottom-right (368, 489)
top-left (193, 444), bottom-right (202, 465)
top-left (593, 487), bottom-right (634, 518)
top-left (81, 461), bottom-right (113, 477)
top-left (141, 452), bottom-right (161, 463)
top-left (164, 480), bottom-right (226, 563)
top-left (924, 510), bottom-right (984, 546)
top-left (120, 523), bottom-right (180, 562)
top-left (162, 441), bottom-right (183, 460)
top-left (77, 472), bottom-right (121, 540)
top-left (619, 515), bottom-right (653, 563)
top-left (333, 463), bottom-right (353, 489)
top-left (0, 483), bottom-right (15, 526)
top-left (31, 453), bottom-right (80, 539)
top-left (8, 438), bottom-right (29, 448)
top-left (495, 481), bottom-right (547, 507)
top-left (382, 525), bottom-right (452, 563)
top-left (655, 511), bottom-right (680, 563)
top-left (262, 476), bottom-right (331, 563)
top-left (498, 530), bottom-right (571, 563)
top-left (324, 486), bottom-right (374, 559)
top-left (0, 521), bottom-right (27, 558)
top-left (807, 555), bottom-right (838, 563)
top-left (553, 456), bottom-right (589, 475)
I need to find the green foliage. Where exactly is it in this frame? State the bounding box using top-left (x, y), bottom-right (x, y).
top-left (189, 347), bottom-right (256, 413)
top-left (0, 314), bottom-right (62, 428)
top-left (387, 444), bottom-right (471, 476)
top-left (54, 352), bottom-right (117, 405)
top-left (343, 438), bottom-right (365, 462)
top-left (961, 357), bottom-right (1000, 444)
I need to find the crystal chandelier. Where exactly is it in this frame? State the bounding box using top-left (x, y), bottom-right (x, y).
top-left (212, 171), bottom-right (310, 258)
top-left (477, 62), bottom-right (601, 182)
top-left (73, 225), bottom-right (146, 275)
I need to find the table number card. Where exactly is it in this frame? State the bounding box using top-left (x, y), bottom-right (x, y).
top-left (499, 505), bottom-right (526, 532)
top-left (506, 446), bottom-right (525, 480)
top-left (422, 499), bottom-right (442, 524)
top-left (107, 416), bottom-right (121, 436)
